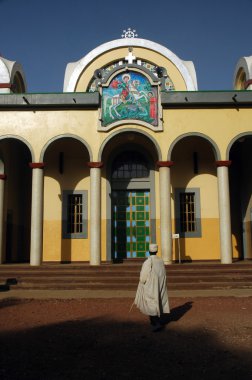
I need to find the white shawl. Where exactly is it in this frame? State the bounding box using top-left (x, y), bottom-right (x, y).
top-left (134, 255), bottom-right (170, 316)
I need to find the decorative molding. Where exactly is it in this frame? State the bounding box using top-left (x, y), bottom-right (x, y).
top-left (29, 162), bottom-right (45, 169)
top-left (87, 162), bottom-right (104, 168)
top-left (215, 160), bottom-right (232, 167)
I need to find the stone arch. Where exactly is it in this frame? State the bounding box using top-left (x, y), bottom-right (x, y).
top-left (169, 132), bottom-right (222, 262)
top-left (0, 135), bottom-right (33, 263)
top-left (167, 132), bottom-right (221, 161)
top-left (40, 134), bottom-right (93, 162)
top-left (102, 129), bottom-right (159, 261)
top-left (98, 128), bottom-right (162, 161)
top-left (0, 134), bottom-right (35, 161)
top-left (226, 132), bottom-right (252, 159)
top-left (64, 38), bottom-right (197, 92)
top-left (228, 132), bottom-right (252, 260)
top-left (41, 134), bottom-right (92, 263)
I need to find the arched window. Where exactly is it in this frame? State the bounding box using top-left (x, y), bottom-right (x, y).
top-left (111, 151), bottom-right (149, 179)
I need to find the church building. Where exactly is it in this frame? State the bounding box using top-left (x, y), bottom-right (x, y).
top-left (0, 30), bottom-right (251, 265)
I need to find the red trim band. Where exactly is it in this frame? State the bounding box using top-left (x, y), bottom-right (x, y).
top-left (215, 160), bottom-right (232, 167)
top-left (87, 162), bottom-right (104, 168)
top-left (0, 174), bottom-right (7, 180)
top-left (0, 83), bottom-right (12, 89)
top-left (29, 163), bottom-right (45, 169)
top-left (157, 161), bottom-right (174, 168)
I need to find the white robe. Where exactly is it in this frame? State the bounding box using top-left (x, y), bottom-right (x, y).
top-left (134, 255), bottom-right (170, 316)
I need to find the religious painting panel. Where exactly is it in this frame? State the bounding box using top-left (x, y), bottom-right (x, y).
top-left (102, 71), bottom-right (158, 127)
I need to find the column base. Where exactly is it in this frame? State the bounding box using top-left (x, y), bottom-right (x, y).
top-left (221, 258), bottom-right (233, 264)
top-left (164, 260), bottom-right (173, 265)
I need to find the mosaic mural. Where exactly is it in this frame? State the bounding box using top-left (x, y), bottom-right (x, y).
top-left (102, 71), bottom-right (158, 126)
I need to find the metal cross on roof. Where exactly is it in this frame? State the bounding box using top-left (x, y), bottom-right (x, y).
top-left (121, 28), bottom-right (138, 38)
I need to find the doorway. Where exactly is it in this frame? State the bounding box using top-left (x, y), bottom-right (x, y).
top-left (112, 190), bottom-right (150, 259)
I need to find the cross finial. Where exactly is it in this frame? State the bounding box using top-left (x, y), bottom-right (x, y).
top-left (121, 28), bottom-right (138, 38)
top-left (125, 50), bottom-right (136, 64)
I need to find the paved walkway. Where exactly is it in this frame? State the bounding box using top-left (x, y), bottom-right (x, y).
top-left (0, 288), bottom-right (252, 299)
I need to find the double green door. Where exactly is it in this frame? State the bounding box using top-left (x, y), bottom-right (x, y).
top-left (112, 190), bottom-right (150, 259)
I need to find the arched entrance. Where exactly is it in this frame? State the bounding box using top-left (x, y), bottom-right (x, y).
top-left (0, 138), bottom-right (32, 263)
top-left (170, 135), bottom-right (219, 261)
top-left (42, 136), bottom-right (91, 263)
top-left (111, 150), bottom-right (152, 260)
top-left (229, 135), bottom-right (252, 259)
top-left (101, 131), bottom-right (159, 261)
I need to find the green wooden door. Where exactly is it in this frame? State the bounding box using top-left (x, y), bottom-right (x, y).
top-left (112, 190), bottom-right (150, 259)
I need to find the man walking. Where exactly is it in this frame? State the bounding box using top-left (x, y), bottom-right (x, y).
top-left (134, 244), bottom-right (170, 331)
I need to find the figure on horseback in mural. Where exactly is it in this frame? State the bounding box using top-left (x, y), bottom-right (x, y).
top-left (102, 71), bottom-right (158, 126)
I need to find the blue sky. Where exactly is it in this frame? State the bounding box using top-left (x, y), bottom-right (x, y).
top-left (0, 0), bottom-right (251, 92)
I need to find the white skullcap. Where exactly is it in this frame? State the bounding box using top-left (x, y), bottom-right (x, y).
top-left (149, 244), bottom-right (158, 253)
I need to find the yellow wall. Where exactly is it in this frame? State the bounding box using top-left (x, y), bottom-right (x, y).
top-left (1, 107), bottom-right (251, 163)
top-left (172, 219), bottom-right (220, 260)
top-left (1, 105), bottom-right (251, 262)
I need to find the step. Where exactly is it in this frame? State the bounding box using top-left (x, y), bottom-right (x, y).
top-left (1, 262), bottom-right (252, 292)
top-left (4, 273), bottom-right (252, 283)
top-left (0, 262), bottom-right (252, 270)
top-left (1, 267), bottom-right (252, 277)
top-left (10, 281), bottom-right (252, 291)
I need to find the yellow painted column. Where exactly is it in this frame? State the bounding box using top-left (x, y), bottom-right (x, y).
top-left (0, 174), bottom-right (7, 264)
top-left (29, 163), bottom-right (45, 266)
top-left (216, 161), bottom-right (232, 264)
top-left (88, 162), bottom-right (103, 265)
top-left (157, 161), bottom-right (174, 264)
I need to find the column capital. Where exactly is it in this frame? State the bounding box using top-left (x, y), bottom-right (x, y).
top-left (0, 174), bottom-right (7, 180)
top-left (87, 162), bottom-right (104, 168)
top-left (29, 163), bottom-right (45, 169)
top-left (215, 160), bottom-right (232, 167)
top-left (156, 161), bottom-right (174, 168)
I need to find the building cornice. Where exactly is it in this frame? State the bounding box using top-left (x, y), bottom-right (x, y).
top-left (161, 90), bottom-right (252, 108)
top-left (0, 92), bottom-right (99, 109)
top-left (1, 91), bottom-right (252, 109)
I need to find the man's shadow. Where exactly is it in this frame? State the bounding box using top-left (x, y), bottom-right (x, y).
top-left (0, 278), bottom-right (17, 292)
top-left (161, 302), bottom-right (193, 326)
